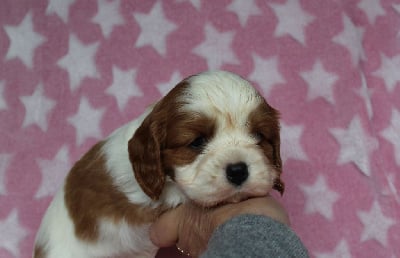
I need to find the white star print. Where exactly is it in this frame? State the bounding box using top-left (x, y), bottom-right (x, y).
top-left (330, 116), bottom-right (378, 176)
top-left (0, 209), bottom-right (28, 257)
top-left (394, 4), bottom-right (400, 39)
top-left (58, 34), bottom-right (100, 91)
top-left (394, 4), bottom-right (400, 15)
top-left (193, 23), bottom-right (239, 70)
top-left (300, 60), bottom-right (338, 104)
top-left (315, 239), bottom-right (352, 258)
top-left (358, 0), bottom-right (385, 24)
top-left (46, 0), bottom-right (75, 23)
top-left (381, 109), bottom-right (400, 166)
top-left (157, 71), bottom-right (182, 96)
top-left (0, 153), bottom-right (12, 195)
top-left (106, 66), bottom-right (142, 111)
top-left (280, 122), bottom-right (308, 162)
top-left (358, 201), bottom-right (396, 246)
top-left (0, 81), bottom-right (7, 111)
top-left (4, 11), bottom-right (46, 69)
top-left (381, 173), bottom-right (400, 204)
top-left (35, 146), bottom-right (70, 199)
top-left (249, 54), bottom-right (285, 97)
top-left (133, 2), bottom-right (177, 56)
top-left (373, 53), bottom-right (400, 92)
top-left (176, 0), bottom-right (201, 10)
top-left (332, 14), bottom-right (365, 67)
top-left (92, 0), bottom-right (124, 38)
top-left (269, 0), bottom-right (315, 45)
top-left (355, 72), bottom-right (374, 119)
top-left (300, 175), bottom-right (339, 220)
top-left (68, 97), bottom-right (105, 146)
top-left (20, 83), bottom-right (56, 132)
top-left (227, 0), bottom-right (261, 27)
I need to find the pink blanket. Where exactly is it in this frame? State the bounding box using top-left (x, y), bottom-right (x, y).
top-left (1, 0), bottom-right (399, 257)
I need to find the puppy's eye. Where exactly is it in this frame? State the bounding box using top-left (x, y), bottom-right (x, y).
top-left (253, 132), bottom-right (265, 144)
top-left (189, 136), bottom-right (207, 150)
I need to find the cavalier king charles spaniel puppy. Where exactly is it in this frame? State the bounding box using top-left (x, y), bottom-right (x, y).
top-left (34, 70), bottom-right (284, 258)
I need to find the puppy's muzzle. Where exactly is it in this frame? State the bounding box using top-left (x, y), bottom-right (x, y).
top-left (226, 162), bottom-right (249, 186)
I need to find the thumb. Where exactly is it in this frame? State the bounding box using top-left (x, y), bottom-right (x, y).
top-left (149, 206), bottom-right (182, 247)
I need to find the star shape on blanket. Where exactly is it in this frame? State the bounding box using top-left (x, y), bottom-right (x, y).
top-left (249, 54), bottom-right (285, 97)
top-left (381, 109), bottom-right (400, 166)
top-left (20, 83), bottom-right (56, 132)
top-left (269, 0), bottom-right (315, 45)
top-left (280, 122), bottom-right (308, 162)
top-left (358, 201), bottom-right (396, 246)
top-left (175, 0), bottom-right (201, 10)
top-left (0, 153), bottom-right (13, 195)
top-left (315, 239), bottom-right (352, 258)
top-left (58, 34), bottom-right (100, 92)
top-left (35, 145), bottom-right (70, 199)
top-left (106, 66), bottom-right (142, 111)
top-left (134, 2), bottom-right (177, 56)
top-left (354, 72), bottom-right (374, 119)
top-left (300, 175), bottom-right (339, 220)
top-left (300, 60), bottom-right (338, 105)
top-left (92, 0), bottom-right (124, 38)
top-left (381, 173), bottom-right (400, 204)
top-left (0, 209), bottom-right (28, 257)
top-left (46, 0), bottom-right (75, 23)
top-left (394, 4), bottom-right (400, 15)
top-left (157, 71), bottom-right (182, 96)
top-left (193, 23), bottom-right (239, 70)
top-left (357, 0), bottom-right (386, 24)
top-left (330, 116), bottom-right (378, 176)
top-left (68, 97), bottom-right (105, 146)
top-left (0, 81), bottom-right (7, 111)
top-left (227, 0), bottom-right (262, 27)
top-left (373, 53), bottom-right (400, 92)
top-left (332, 14), bottom-right (365, 67)
top-left (4, 11), bottom-right (46, 69)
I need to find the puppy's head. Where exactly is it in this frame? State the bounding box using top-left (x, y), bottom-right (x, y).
top-left (129, 71), bottom-right (284, 206)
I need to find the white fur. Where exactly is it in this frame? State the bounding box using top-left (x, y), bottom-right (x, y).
top-left (34, 71), bottom-right (279, 257)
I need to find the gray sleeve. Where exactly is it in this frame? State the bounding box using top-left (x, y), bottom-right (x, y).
top-left (200, 214), bottom-right (309, 258)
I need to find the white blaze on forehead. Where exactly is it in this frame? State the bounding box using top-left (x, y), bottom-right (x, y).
top-left (180, 71), bottom-right (263, 122)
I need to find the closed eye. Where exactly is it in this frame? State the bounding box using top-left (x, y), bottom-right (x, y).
top-left (253, 132), bottom-right (273, 146)
top-left (189, 136), bottom-right (207, 150)
top-left (253, 132), bottom-right (265, 145)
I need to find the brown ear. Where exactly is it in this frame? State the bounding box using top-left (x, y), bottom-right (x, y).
top-left (128, 113), bottom-right (165, 200)
top-left (272, 128), bottom-right (285, 195)
top-left (273, 177), bottom-right (285, 195)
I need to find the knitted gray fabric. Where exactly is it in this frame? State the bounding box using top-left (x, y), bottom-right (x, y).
top-left (200, 214), bottom-right (309, 258)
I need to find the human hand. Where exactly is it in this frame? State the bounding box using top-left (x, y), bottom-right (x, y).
top-left (150, 196), bottom-right (290, 257)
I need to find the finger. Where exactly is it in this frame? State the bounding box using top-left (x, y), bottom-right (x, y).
top-left (149, 207), bottom-right (182, 247)
top-left (247, 196), bottom-right (290, 225)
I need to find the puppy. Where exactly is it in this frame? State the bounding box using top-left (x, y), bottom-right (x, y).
top-left (34, 70), bottom-right (284, 258)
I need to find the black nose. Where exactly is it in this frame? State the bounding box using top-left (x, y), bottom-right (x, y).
top-left (226, 162), bottom-right (249, 186)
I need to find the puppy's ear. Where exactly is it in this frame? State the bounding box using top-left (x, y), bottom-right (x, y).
top-left (128, 111), bottom-right (165, 200)
top-left (251, 102), bottom-right (285, 195)
top-left (272, 129), bottom-right (285, 195)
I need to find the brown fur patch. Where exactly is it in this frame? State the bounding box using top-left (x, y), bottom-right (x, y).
top-left (248, 101), bottom-right (285, 194)
top-left (129, 80), bottom-right (215, 199)
top-left (64, 141), bottom-right (166, 242)
top-left (128, 82), bottom-right (189, 200)
top-left (34, 244), bottom-right (46, 258)
top-left (163, 113), bottom-right (215, 170)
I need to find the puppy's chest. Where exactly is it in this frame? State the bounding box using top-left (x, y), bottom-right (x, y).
top-left (95, 219), bottom-right (157, 256)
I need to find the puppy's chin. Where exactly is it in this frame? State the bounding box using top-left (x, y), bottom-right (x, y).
top-left (191, 190), bottom-right (270, 208)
